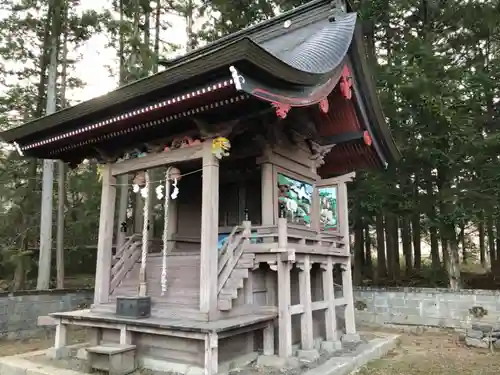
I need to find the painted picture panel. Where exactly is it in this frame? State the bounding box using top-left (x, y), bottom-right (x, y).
top-left (277, 173), bottom-right (313, 227)
top-left (319, 186), bottom-right (338, 231)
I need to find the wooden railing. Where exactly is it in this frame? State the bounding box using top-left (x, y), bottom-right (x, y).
top-left (113, 234), bottom-right (140, 264)
top-left (110, 237), bottom-right (142, 293)
top-left (217, 222), bottom-right (251, 294)
top-left (244, 220), bottom-right (347, 256)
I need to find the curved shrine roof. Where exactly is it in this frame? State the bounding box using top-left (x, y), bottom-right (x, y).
top-left (0, 0), bottom-right (399, 173)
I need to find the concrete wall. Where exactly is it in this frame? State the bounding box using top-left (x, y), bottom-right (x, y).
top-left (0, 289), bottom-right (93, 339)
top-left (354, 287), bottom-right (500, 329)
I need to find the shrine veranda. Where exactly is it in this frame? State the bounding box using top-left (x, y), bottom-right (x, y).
top-left (0, 0), bottom-right (399, 373)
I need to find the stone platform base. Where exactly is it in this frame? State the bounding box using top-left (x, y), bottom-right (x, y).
top-left (0, 333), bottom-right (399, 375)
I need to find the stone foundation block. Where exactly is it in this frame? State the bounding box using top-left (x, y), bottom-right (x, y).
top-left (466, 329), bottom-right (484, 339)
top-left (256, 355), bottom-right (300, 369)
top-left (46, 347), bottom-right (71, 360)
top-left (296, 349), bottom-right (320, 362)
top-left (342, 333), bottom-right (361, 343)
top-left (321, 340), bottom-right (342, 353)
top-left (465, 337), bottom-right (489, 349)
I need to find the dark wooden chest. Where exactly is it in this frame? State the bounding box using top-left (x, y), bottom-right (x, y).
top-left (116, 296), bottom-right (151, 318)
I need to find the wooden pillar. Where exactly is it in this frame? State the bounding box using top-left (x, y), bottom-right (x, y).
top-left (115, 175), bottom-right (129, 251)
top-left (260, 149), bottom-right (275, 225)
top-left (204, 332), bottom-right (218, 375)
top-left (321, 256), bottom-right (338, 342)
top-left (134, 194), bottom-right (143, 233)
top-left (54, 319), bottom-right (67, 349)
top-left (277, 217), bottom-right (292, 357)
top-left (338, 181), bottom-right (358, 341)
top-left (167, 197), bottom-right (178, 251)
top-left (94, 164), bottom-right (116, 305)
top-left (298, 256), bottom-right (314, 351)
top-left (200, 140), bottom-right (219, 320)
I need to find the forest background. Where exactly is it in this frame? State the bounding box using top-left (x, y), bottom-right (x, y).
top-left (0, 0), bottom-right (498, 292)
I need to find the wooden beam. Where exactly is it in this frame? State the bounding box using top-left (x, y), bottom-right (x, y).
top-left (110, 144), bottom-right (204, 176)
top-left (199, 140), bottom-right (219, 320)
top-left (319, 131), bottom-right (365, 146)
top-left (94, 164), bottom-right (116, 305)
top-left (257, 152), bottom-right (319, 181)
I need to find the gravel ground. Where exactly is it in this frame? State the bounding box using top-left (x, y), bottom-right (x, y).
top-left (357, 330), bottom-right (500, 375)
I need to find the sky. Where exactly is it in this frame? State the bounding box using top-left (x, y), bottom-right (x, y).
top-left (74, 0), bottom-right (189, 102)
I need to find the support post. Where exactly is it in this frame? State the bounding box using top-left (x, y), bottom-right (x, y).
top-left (94, 164), bottom-right (117, 305)
top-left (338, 181), bottom-right (359, 342)
top-left (200, 140), bottom-right (219, 320)
top-left (204, 332), bottom-right (218, 375)
top-left (261, 158), bottom-right (275, 225)
top-left (116, 175), bottom-right (129, 252)
top-left (297, 256), bottom-right (316, 359)
top-left (322, 257), bottom-right (338, 342)
top-left (167, 195), bottom-right (178, 252)
top-left (277, 217), bottom-right (292, 357)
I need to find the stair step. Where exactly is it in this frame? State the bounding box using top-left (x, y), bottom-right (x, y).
top-left (231, 268), bottom-right (249, 278)
top-left (220, 288), bottom-right (238, 299)
top-left (218, 298), bottom-right (232, 311)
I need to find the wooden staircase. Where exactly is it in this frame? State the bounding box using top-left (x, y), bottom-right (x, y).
top-left (110, 235), bottom-right (142, 294)
top-left (217, 223), bottom-right (254, 311)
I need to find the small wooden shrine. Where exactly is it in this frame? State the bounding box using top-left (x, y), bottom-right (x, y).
top-left (1, 0), bottom-right (398, 373)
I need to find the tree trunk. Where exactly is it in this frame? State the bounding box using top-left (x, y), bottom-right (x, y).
top-left (353, 217), bottom-right (364, 285)
top-left (412, 172), bottom-right (421, 270)
top-left (487, 215), bottom-right (495, 269)
top-left (426, 172), bottom-right (440, 269)
top-left (391, 215), bottom-right (400, 279)
top-left (412, 213), bottom-right (421, 270)
top-left (364, 223), bottom-right (372, 279)
top-left (56, 5), bottom-right (69, 289)
top-left (441, 237), bottom-right (449, 269)
top-left (444, 225), bottom-right (462, 290)
top-left (479, 217), bottom-right (486, 268)
top-left (385, 214), bottom-right (399, 280)
top-left (401, 216), bottom-right (412, 275)
top-left (375, 213), bottom-right (387, 280)
top-left (495, 218), bottom-right (500, 266)
top-left (153, 0), bottom-right (161, 73)
top-left (459, 224), bottom-right (466, 264)
top-left (37, 0), bottom-right (62, 290)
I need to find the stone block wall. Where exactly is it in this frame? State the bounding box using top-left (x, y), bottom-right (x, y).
top-left (0, 289), bottom-right (93, 339)
top-left (353, 287), bottom-right (500, 329)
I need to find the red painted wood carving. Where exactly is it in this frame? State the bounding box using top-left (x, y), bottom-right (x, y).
top-left (363, 130), bottom-right (372, 146)
top-left (272, 102), bottom-right (291, 119)
top-left (319, 98), bottom-right (329, 113)
top-left (339, 66), bottom-right (353, 99)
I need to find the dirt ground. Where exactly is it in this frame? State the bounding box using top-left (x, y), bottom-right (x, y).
top-left (0, 329), bottom-right (86, 357)
top-left (0, 335), bottom-right (53, 357)
top-left (358, 330), bottom-right (500, 375)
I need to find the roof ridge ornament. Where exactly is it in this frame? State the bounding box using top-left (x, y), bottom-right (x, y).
top-left (229, 66), bottom-right (245, 90)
